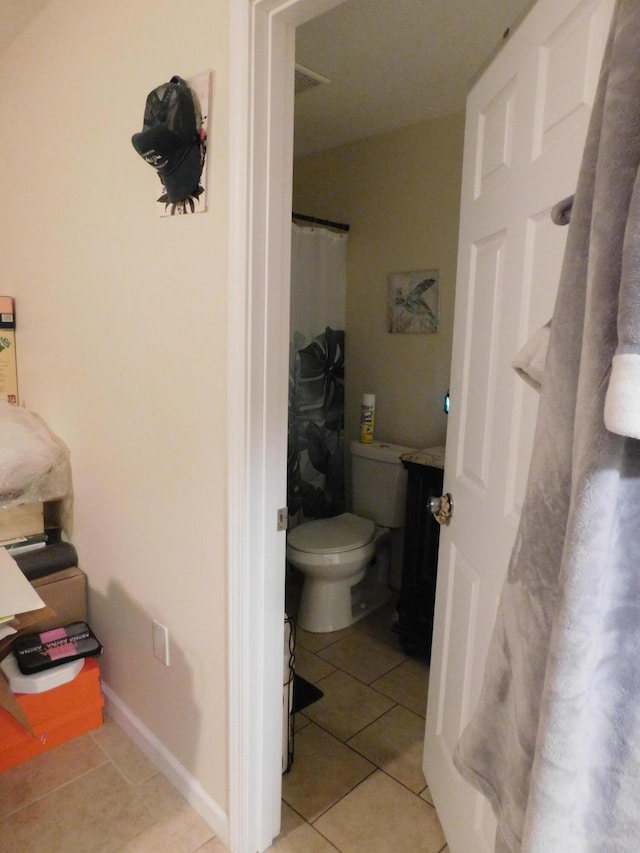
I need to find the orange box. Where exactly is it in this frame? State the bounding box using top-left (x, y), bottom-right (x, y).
top-left (0, 658), bottom-right (103, 772)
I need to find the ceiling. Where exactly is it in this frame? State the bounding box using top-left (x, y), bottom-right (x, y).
top-left (294, 0), bottom-right (534, 157)
top-left (0, 0), bottom-right (534, 158)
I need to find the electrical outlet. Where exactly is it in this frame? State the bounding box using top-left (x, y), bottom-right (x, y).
top-left (152, 619), bottom-right (170, 666)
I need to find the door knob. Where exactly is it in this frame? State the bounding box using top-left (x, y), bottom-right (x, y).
top-left (428, 493), bottom-right (453, 525)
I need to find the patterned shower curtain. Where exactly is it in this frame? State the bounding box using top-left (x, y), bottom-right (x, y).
top-left (287, 223), bottom-right (347, 522)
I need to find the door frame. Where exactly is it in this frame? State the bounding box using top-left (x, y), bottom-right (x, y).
top-left (227, 2), bottom-right (346, 851)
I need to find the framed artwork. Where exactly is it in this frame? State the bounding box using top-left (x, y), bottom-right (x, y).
top-left (388, 269), bottom-right (440, 334)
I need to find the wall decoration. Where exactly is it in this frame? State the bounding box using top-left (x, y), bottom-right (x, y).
top-left (388, 269), bottom-right (440, 334)
top-left (131, 71), bottom-right (213, 217)
top-left (160, 70), bottom-right (212, 217)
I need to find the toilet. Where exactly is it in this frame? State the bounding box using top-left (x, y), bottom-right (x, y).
top-left (287, 439), bottom-right (415, 633)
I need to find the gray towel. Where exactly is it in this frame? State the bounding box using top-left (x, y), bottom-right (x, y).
top-left (454, 3), bottom-right (640, 850)
top-left (550, 195), bottom-right (574, 226)
top-left (512, 321), bottom-right (551, 391)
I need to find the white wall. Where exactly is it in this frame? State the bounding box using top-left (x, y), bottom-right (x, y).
top-left (0, 0), bottom-right (230, 818)
top-left (293, 112), bottom-right (465, 451)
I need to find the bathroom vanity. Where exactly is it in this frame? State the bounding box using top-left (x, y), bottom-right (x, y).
top-left (394, 446), bottom-right (445, 658)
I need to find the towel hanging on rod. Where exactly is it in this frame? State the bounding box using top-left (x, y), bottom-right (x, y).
top-left (292, 211), bottom-right (350, 232)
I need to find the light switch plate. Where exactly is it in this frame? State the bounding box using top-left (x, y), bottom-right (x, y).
top-left (152, 619), bottom-right (170, 666)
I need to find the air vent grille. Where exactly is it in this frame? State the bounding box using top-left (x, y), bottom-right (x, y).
top-left (295, 63), bottom-right (330, 95)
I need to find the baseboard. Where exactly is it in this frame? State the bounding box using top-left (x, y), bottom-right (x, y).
top-left (102, 682), bottom-right (229, 847)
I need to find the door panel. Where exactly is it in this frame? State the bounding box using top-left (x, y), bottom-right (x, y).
top-left (423, 1), bottom-right (615, 851)
top-left (532, 0), bottom-right (612, 159)
top-left (461, 232), bottom-right (506, 492)
top-left (476, 77), bottom-right (516, 199)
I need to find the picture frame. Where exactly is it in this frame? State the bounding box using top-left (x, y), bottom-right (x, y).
top-left (388, 269), bottom-right (440, 334)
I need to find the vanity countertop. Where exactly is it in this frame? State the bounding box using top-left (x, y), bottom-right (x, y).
top-left (400, 445), bottom-right (446, 469)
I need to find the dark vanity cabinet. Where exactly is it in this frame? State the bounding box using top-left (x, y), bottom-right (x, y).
top-left (394, 459), bottom-right (444, 658)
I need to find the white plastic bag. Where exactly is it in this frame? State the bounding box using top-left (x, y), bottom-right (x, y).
top-left (0, 402), bottom-right (71, 505)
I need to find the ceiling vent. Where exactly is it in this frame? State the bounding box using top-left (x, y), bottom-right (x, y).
top-left (295, 63), bottom-right (331, 95)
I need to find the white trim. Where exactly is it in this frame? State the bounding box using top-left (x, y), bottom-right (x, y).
top-left (102, 684), bottom-right (229, 844)
top-left (227, 2), bottom-right (347, 851)
top-left (227, 4), bottom-right (256, 852)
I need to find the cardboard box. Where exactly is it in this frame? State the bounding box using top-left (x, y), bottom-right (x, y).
top-left (0, 503), bottom-right (44, 542)
top-left (0, 566), bottom-right (87, 733)
top-left (30, 567), bottom-right (87, 631)
top-left (0, 659), bottom-right (103, 772)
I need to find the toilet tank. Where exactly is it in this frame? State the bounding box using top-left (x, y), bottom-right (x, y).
top-left (351, 440), bottom-right (416, 528)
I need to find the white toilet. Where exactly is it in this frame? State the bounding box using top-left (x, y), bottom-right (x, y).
top-left (287, 439), bottom-right (415, 633)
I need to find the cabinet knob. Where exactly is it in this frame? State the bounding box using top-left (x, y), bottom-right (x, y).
top-left (428, 493), bottom-right (453, 525)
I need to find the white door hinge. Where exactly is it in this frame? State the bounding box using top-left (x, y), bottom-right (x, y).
top-left (277, 507), bottom-right (288, 532)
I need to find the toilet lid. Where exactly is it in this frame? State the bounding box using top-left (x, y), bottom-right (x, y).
top-left (287, 512), bottom-right (375, 555)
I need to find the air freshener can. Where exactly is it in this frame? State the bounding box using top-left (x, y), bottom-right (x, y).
top-left (359, 393), bottom-right (375, 443)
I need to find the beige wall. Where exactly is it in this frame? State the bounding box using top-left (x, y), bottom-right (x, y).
top-left (0, 0), bottom-right (230, 812)
top-left (293, 111), bottom-right (465, 451)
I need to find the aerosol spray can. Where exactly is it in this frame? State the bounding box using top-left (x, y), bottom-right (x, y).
top-left (359, 393), bottom-right (375, 443)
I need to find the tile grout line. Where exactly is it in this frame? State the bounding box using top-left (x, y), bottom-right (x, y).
top-left (307, 763), bottom-right (378, 825)
top-left (2, 756), bottom-right (113, 818)
top-left (296, 676), bottom-right (425, 745)
top-left (287, 597), bottom-right (445, 850)
top-left (305, 700), bottom-right (400, 745)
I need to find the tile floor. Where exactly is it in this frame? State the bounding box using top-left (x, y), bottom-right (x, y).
top-left (275, 576), bottom-right (449, 853)
top-left (0, 585), bottom-right (447, 853)
top-left (0, 715), bottom-right (226, 852)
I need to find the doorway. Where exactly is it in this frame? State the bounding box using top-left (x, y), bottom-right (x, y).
top-left (232, 1), bottom-right (531, 850)
top-left (282, 9), bottom-right (464, 846)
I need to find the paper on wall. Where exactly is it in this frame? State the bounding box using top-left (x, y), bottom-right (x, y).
top-left (0, 547), bottom-right (45, 619)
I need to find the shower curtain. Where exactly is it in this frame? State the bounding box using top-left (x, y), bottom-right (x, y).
top-left (287, 223), bottom-right (347, 522)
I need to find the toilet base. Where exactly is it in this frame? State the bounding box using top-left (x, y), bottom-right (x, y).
top-left (296, 527), bottom-right (393, 634)
top-left (350, 576), bottom-right (393, 625)
top-left (297, 567), bottom-right (365, 634)
top-left (298, 569), bottom-right (393, 634)
top-left (298, 575), bottom-right (392, 634)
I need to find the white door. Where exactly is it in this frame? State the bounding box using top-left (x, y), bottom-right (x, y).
top-left (423, 1), bottom-right (615, 850)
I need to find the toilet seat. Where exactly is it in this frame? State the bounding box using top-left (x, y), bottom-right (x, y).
top-left (287, 512), bottom-right (375, 555)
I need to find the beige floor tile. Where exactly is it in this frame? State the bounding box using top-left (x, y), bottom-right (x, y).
top-left (282, 723), bottom-right (374, 822)
top-left (271, 803), bottom-right (338, 851)
top-left (420, 785), bottom-right (435, 806)
top-left (317, 630), bottom-right (407, 684)
top-left (0, 762), bottom-right (136, 852)
top-left (303, 670), bottom-right (395, 742)
top-left (357, 597), bottom-right (399, 640)
top-left (314, 770), bottom-right (446, 853)
top-left (120, 773), bottom-right (215, 852)
top-left (347, 704), bottom-right (427, 792)
top-left (91, 718), bottom-right (158, 784)
top-left (294, 646), bottom-right (337, 684)
top-left (118, 817), bottom-right (215, 852)
top-left (270, 821), bottom-right (339, 851)
top-left (0, 733), bottom-right (108, 817)
top-left (294, 712), bottom-right (311, 733)
top-left (295, 624), bottom-right (358, 654)
top-left (371, 656), bottom-right (430, 717)
top-left (280, 802), bottom-right (306, 835)
top-left (0, 762), bottom-right (213, 853)
top-left (194, 840), bottom-right (229, 852)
